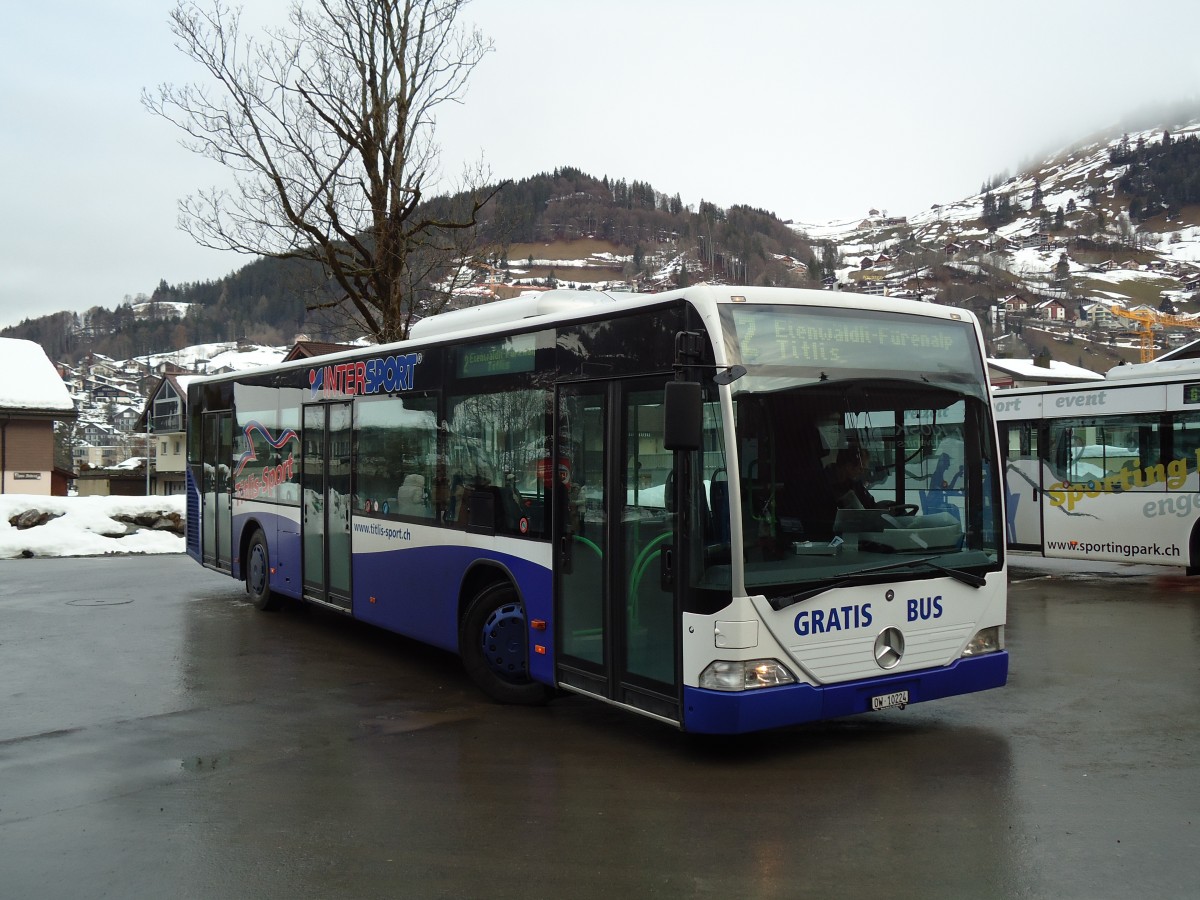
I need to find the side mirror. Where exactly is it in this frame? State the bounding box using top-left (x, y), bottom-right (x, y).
top-left (663, 381), bottom-right (702, 451)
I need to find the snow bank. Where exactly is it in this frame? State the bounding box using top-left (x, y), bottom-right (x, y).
top-left (0, 494), bottom-right (185, 559)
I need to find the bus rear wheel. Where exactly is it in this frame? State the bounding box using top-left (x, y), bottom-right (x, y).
top-left (461, 583), bottom-right (551, 705)
top-left (246, 529), bottom-right (281, 611)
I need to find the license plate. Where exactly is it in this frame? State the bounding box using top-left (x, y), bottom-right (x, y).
top-left (871, 690), bottom-right (909, 711)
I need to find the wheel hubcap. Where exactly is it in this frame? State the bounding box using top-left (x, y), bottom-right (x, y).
top-left (481, 601), bottom-right (528, 682)
top-left (249, 545), bottom-right (267, 595)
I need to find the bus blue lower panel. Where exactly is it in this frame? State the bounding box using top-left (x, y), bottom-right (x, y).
top-left (231, 509), bottom-right (303, 598)
top-left (353, 545), bottom-right (553, 672)
top-left (185, 469), bottom-right (201, 562)
top-left (681, 651), bottom-right (1008, 734)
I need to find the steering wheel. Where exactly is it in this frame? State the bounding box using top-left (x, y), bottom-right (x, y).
top-left (886, 503), bottom-right (920, 517)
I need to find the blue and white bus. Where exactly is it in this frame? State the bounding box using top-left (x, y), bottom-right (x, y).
top-left (186, 285), bottom-right (1007, 733)
top-left (995, 356), bottom-right (1200, 571)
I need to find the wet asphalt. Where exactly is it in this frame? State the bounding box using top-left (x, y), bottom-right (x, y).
top-left (1, 554), bottom-right (1197, 899)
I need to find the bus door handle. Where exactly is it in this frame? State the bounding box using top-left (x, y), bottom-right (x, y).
top-left (559, 534), bottom-right (573, 574)
top-left (660, 546), bottom-right (674, 590)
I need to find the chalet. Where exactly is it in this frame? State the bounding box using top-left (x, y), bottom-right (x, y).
top-left (112, 404), bottom-right (142, 432)
top-left (80, 353), bottom-right (120, 379)
top-left (0, 338), bottom-right (77, 496)
top-left (1035, 298), bottom-right (1068, 322)
top-left (283, 340), bottom-right (360, 362)
top-left (153, 360), bottom-right (191, 376)
top-left (136, 374), bottom-right (198, 496)
top-left (1001, 294), bottom-right (1030, 314)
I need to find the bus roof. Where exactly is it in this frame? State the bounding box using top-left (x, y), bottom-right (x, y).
top-left (189, 285), bottom-right (980, 385)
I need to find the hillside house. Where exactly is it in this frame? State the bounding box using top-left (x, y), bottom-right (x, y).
top-left (136, 374), bottom-right (197, 496)
top-left (283, 340), bottom-right (360, 362)
top-left (0, 338), bottom-right (77, 496)
top-left (112, 404), bottom-right (141, 432)
top-left (1083, 302), bottom-right (1122, 330)
top-left (152, 360), bottom-right (191, 377)
top-left (1002, 294), bottom-right (1030, 314)
top-left (1035, 299), bottom-right (1068, 322)
top-left (74, 420), bottom-right (134, 470)
top-left (80, 354), bottom-right (120, 379)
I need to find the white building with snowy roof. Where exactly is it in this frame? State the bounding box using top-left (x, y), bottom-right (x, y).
top-left (987, 356), bottom-right (1104, 390)
top-left (0, 338), bottom-right (77, 495)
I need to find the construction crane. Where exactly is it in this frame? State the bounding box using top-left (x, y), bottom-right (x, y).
top-left (1110, 305), bottom-right (1200, 362)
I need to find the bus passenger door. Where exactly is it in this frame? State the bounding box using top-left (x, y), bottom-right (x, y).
top-left (554, 378), bottom-right (681, 724)
top-left (302, 402), bottom-right (353, 611)
top-left (201, 410), bottom-right (233, 572)
top-left (1000, 420), bottom-right (1044, 550)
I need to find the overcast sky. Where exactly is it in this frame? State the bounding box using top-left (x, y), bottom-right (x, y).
top-left (2, 0), bottom-right (1198, 331)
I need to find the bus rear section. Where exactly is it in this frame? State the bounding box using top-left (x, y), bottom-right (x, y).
top-left (995, 361), bottom-right (1200, 571)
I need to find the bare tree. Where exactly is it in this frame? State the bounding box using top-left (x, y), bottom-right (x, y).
top-left (144, 0), bottom-right (502, 342)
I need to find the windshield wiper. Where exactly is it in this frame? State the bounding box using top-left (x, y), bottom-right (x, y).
top-left (766, 556), bottom-right (986, 611)
top-left (768, 578), bottom-right (859, 610)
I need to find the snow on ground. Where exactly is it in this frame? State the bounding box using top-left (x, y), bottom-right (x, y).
top-left (0, 494), bottom-right (185, 559)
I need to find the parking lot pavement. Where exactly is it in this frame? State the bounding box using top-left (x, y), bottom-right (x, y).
top-left (2, 554), bottom-right (1198, 899)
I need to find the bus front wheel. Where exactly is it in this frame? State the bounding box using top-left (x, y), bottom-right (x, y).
top-left (246, 530), bottom-right (281, 611)
top-left (461, 583), bottom-right (551, 705)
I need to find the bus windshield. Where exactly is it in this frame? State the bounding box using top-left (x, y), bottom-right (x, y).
top-left (703, 304), bottom-right (1002, 601)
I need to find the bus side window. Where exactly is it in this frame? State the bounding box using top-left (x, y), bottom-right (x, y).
top-left (447, 387), bottom-right (548, 537)
top-left (356, 394), bottom-right (439, 520)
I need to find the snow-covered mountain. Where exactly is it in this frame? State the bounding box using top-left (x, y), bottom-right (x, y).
top-left (795, 119), bottom-right (1200, 315)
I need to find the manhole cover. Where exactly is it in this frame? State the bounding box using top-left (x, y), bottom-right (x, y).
top-left (67, 598), bottom-right (134, 607)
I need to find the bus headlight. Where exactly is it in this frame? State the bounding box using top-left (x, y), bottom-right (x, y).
top-left (960, 625), bottom-right (1004, 657)
top-left (699, 659), bottom-right (796, 691)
